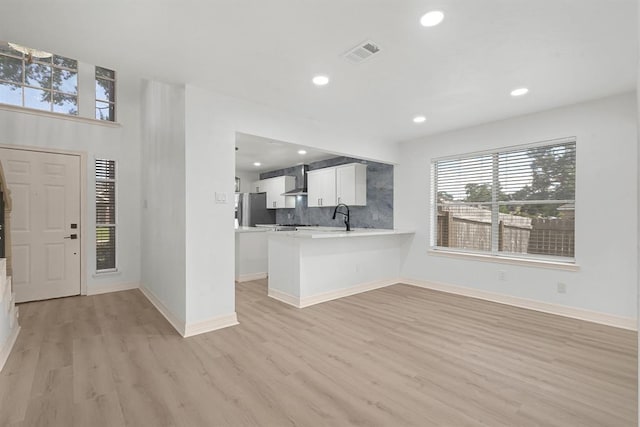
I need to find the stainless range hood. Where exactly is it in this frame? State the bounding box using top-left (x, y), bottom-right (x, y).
top-left (281, 164), bottom-right (309, 196)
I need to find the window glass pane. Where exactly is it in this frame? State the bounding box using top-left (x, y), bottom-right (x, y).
top-left (53, 55), bottom-right (77, 69)
top-left (499, 143), bottom-right (576, 202)
top-left (34, 55), bottom-right (52, 64)
top-left (96, 181), bottom-right (116, 224)
top-left (497, 202), bottom-right (574, 258)
top-left (0, 55), bottom-right (23, 83)
top-left (96, 226), bottom-right (116, 270)
top-left (96, 66), bottom-right (115, 79)
top-left (436, 154), bottom-right (493, 202)
top-left (52, 93), bottom-right (77, 115)
top-left (434, 140), bottom-right (576, 262)
top-left (53, 68), bottom-right (77, 94)
top-left (0, 43), bottom-right (85, 118)
top-left (96, 78), bottom-right (114, 102)
top-left (96, 158), bottom-right (116, 272)
top-left (25, 63), bottom-right (52, 89)
top-left (0, 82), bottom-right (22, 106)
top-left (436, 204), bottom-right (493, 252)
top-left (96, 101), bottom-right (114, 121)
top-left (24, 86), bottom-right (51, 111)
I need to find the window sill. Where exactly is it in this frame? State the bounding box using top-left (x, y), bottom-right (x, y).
top-left (0, 103), bottom-right (121, 127)
top-left (93, 269), bottom-right (120, 278)
top-left (428, 249), bottom-right (580, 271)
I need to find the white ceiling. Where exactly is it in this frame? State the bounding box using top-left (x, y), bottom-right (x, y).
top-left (1, 1), bottom-right (636, 144)
top-left (235, 133), bottom-right (336, 173)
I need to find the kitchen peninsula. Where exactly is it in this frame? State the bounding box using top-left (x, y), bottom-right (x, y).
top-left (267, 228), bottom-right (414, 308)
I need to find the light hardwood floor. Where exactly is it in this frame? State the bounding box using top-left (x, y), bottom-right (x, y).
top-left (0, 280), bottom-right (636, 426)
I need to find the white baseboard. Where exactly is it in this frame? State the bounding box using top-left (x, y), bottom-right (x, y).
top-left (0, 324), bottom-right (20, 373)
top-left (269, 276), bottom-right (636, 330)
top-left (139, 285), bottom-right (186, 336)
top-left (87, 281), bottom-right (139, 296)
top-left (235, 272), bottom-right (267, 283)
top-left (139, 285), bottom-right (239, 337)
top-left (300, 279), bottom-right (399, 308)
top-left (184, 313), bottom-right (239, 337)
top-left (268, 288), bottom-right (302, 308)
top-left (401, 278), bottom-right (637, 331)
top-left (268, 278), bottom-right (399, 309)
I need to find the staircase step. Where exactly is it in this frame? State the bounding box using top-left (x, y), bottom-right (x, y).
top-left (4, 287), bottom-right (12, 314)
top-left (0, 259), bottom-right (6, 282)
top-left (9, 304), bottom-right (18, 329)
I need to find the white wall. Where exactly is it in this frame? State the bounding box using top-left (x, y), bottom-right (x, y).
top-left (140, 80), bottom-right (186, 323)
top-left (174, 84), bottom-right (399, 330)
top-left (396, 93), bottom-right (638, 321)
top-left (0, 72), bottom-right (142, 294)
top-left (184, 86), bottom-right (236, 325)
top-left (235, 170), bottom-right (259, 193)
top-left (203, 91), bottom-right (400, 164)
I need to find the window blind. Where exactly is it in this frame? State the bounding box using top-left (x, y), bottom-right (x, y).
top-left (96, 159), bottom-right (116, 271)
top-left (433, 139), bottom-right (576, 261)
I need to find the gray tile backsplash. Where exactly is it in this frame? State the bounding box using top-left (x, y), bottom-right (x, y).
top-left (260, 157), bottom-right (393, 229)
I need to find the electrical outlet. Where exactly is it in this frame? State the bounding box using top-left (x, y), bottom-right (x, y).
top-left (498, 270), bottom-right (506, 281)
top-left (557, 282), bottom-right (567, 294)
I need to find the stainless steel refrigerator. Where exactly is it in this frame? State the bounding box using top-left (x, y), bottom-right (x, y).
top-left (236, 193), bottom-right (276, 227)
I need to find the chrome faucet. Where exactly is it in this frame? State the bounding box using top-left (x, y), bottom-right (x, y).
top-left (332, 203), bottom-right (350, 231)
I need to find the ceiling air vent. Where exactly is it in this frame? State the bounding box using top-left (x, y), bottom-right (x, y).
top-left (343, 40), bottom-right (381, 64)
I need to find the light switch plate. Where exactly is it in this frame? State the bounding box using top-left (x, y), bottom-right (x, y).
top-left (215, 192), bottom-right (227, 204)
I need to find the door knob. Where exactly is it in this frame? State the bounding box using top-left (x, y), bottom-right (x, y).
top-left (64, 234), bottom-right (78, 240)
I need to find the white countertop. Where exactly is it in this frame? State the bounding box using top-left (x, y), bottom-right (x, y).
top-left (268, 227), bottom-right (414, 239)
top-left (235, 226), bottom-right (270, 233)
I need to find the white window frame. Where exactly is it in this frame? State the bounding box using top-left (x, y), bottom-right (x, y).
top-left (431, 137), bottom-right (576, 265)
top-left (95, 158), bottom-right (117, 273)
top-left (0, 46), bottom-right (79, 115)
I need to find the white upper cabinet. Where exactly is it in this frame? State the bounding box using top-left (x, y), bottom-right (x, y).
top-left (263, 176), bottom-right (296, 209)
top-left (307, 167), bottom-right (336, 207)
top-left (336, 163), bottom-right (367, 206)
top-left (307, 163), bottom-right (367, 207)
top-left (252, 180), bottom-right (264, 193)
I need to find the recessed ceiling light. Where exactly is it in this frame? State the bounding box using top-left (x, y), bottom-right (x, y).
top-left (253, 162), bottom-right (261, 167)
top-left (420, 11), bottom-right (444, 27)
top-left (413, 115), bottom-right (426, 123)
top-left (298, 150), bottom-right (307, 155)
top-left (312, 75), bottom-right (330, 86)
top-left (510, 87), bottom-right (529, 97)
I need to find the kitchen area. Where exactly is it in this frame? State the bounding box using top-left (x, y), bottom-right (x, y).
top-left (235, 133), bottom-right (412, 307)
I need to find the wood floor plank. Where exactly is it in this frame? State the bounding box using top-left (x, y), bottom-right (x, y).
top-left (0, 282), bottom-right (636, 426)
top-left (72, 392), bottom-right (126, 427)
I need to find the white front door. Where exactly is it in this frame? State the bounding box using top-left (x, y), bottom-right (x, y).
top-left (0, 148), bottom-right (81, 302)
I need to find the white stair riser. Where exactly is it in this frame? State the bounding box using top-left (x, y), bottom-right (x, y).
top-left (9, 306), bottom-right (18, 329)
top-left (4, 289), bottom-right (13, 315)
